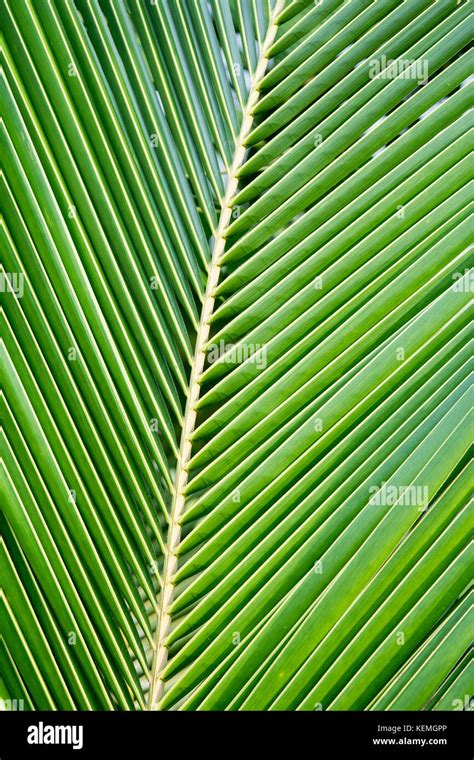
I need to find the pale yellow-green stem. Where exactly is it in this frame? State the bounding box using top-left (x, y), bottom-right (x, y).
top-left (148, 1), bottom-right (285, 710)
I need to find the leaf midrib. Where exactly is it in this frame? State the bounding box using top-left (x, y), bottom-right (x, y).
top-left (147, 1), bottom-right (285, 710)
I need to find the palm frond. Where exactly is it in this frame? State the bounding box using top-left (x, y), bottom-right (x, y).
top-left (1, 0), bottom-right (471, 712)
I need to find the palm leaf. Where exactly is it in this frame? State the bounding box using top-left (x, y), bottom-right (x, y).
top-left (1, 0), bottom-right (472, 713)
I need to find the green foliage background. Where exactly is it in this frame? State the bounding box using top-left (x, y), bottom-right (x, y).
top-left (1, 0), bottom-right (472, 711)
